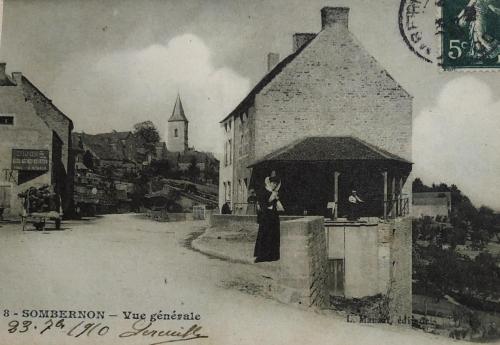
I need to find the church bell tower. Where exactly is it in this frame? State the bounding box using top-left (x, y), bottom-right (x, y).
top-left (167, 94), bottom-right (189, 152)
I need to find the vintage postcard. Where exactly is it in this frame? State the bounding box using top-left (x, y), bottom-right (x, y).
top-left (0, 0), bottom-right (499, 344)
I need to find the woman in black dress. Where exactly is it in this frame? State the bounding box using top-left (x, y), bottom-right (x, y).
top-left (254, 172), bottom-right (283, 263)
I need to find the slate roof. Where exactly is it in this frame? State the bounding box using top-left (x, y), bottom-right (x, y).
top-left (72, 132), bottom-right (131, 161)
top-left (169, 94), bottom-right (188, 122)
top-left (248, 136), bottom-right (412, 167)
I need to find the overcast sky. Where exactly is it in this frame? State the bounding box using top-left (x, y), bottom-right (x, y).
top-left (1, 0), bottom-right (499, 209)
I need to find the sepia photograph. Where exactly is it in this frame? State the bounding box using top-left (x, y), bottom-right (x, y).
top-left (0, 0), bottom-right (499, 344)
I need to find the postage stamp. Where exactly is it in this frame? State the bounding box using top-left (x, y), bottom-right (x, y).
top-left (440, 0), bottom-right (500, 70)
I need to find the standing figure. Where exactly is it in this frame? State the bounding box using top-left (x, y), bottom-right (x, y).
top-left (254, 171), bottom-right (283, 263)
top-left (246, 189), bottom-right (258, 215)
top-left (347, 190), bottom-right (364, 221)
top-left (221, 201), bottom-right (232, 215)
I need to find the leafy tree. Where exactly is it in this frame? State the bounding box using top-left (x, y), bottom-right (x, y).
top-left (133, 121), bottom-right (161, 153)
top-left (83, 151), bottom-right (94, 170)
top-left (187, 156), bottom-right (200, 183)
top-left (150, 159), bottom-right (171, 179)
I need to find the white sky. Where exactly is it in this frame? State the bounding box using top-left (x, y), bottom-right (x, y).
top-left (0, 0), bottom-right (499, 209)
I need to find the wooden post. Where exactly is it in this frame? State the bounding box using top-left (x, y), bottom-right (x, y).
top-left (391, 176), bottom-right (396, 218)
top-left (399, 177), bottom-right (404, 216)
top-left (334, 172), bottom-right (340, 219)
top-left (382, 171), bottom-right (388, 219)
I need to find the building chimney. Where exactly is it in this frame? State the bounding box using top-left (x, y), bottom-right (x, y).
top-left (321, 7), bottom-right (349, 29)
top-left (267, 52), bottom-right (280, 72)
top-left (293, 33), bottom-right (316, 53)
top-left (12, 72), bottom-right (23, 86)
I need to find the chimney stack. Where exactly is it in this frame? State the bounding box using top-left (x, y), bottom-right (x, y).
top-left (12, 72), bottom-right (23, 86)
top-left (321, 7), bottom-right (349, 29)
top-left (267, 52), bottom-right (280, 72)
top-left (293, 33), bottom-right (316, 52)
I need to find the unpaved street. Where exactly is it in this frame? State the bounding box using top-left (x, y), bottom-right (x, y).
top-left (0, 214), bottom-right (470, 345)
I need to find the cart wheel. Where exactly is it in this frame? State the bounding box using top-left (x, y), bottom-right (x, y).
top-left (55, 218), bottom-right (61, 230)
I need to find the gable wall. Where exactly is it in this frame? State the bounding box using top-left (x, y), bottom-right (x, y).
top-left (253, 25), bottom-right (412, 162)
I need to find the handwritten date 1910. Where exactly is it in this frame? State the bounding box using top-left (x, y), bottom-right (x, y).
top-left (8, 318), bottom-right (109, 338)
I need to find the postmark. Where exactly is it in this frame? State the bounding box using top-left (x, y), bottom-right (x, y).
top-left (399, 0), bottom-right (438, 63)
top-left (440, 0), bottom-right (500, 70)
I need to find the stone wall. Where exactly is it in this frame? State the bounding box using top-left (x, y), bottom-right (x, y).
top-left (208, 215), bottom-right (328, 310)
top-left (18, 74), bottom-right (74, 215)
top-left (254, 24), bottom-right (412, 163)
top-left (388, 217), bottom-right (412, 325)
top-left (326, 218), bottom-right (412, 323)
top-left (0, 81), bottom-right (53, 218)
top-left (275, 216), bottom-right (328, 309)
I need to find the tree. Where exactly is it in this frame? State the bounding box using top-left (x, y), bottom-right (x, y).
top-left (187, 156), bottom-right (200, 183)
top-left (133, 121), bottom-right (160, 153)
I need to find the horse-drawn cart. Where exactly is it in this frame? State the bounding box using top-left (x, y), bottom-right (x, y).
top-left (19, 185), bottom-right (62, 231)
top-left (21, 210), bottom-right (62, 231)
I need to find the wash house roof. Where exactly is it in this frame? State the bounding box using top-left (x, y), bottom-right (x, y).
top-left (248, 136), bottom-right (412, 167)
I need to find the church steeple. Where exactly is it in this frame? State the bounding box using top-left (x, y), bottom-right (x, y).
top-left (167, 94), bottom-right (189, 152)
top-left (168, 94), bottom-right (189, 123)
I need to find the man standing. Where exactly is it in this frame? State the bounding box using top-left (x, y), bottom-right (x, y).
top-left (348, 190), bottom-right (364, 221)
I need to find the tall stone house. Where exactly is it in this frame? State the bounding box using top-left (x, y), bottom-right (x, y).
top-left (0, 63), bottom-right (74, 219)
top-left (219, 7), bottom-right (413, 321)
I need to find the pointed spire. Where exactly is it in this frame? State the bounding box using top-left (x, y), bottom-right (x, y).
top-left (168, 93), bottom-right (189, 122)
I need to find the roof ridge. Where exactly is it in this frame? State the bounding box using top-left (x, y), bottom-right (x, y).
top-left (219, 33), bottom-right (318, 123)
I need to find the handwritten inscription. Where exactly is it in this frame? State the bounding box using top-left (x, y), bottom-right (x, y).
top-left (119, 320), bottom-right (208, 344)
top-left (2, 308), bottom-right (208, 344)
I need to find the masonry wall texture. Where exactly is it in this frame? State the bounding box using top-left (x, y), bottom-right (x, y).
top-left (167, 121), bottom-right (188, 152)
top-left (326, 218), bottom-right (412, 322)
top-left (275, 217), bottom-right (329, 309)
top-left (20, 76), bottom-right (72, 172)
top-left (20, 75), bottom-right (74, 213)
top-left (209, 215), bottom-right (328, 310)
top-left (254, 25), bottom-right (412, 163)
top-left (388, 217), bottom-right (412, 324)
top-left (0, 78), bottom-right (53, 217)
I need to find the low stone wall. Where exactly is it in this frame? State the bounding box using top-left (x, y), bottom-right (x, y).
top-left (206, 214), bottom-right (328, 311)
top-left (275, 216), bottom-right (328, 310)
top-left (209, 214), bottom-right (300, 230)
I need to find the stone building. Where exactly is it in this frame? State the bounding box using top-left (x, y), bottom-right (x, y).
top-left (167, 94), bottom-right (189, 152)
top-left (0, 63), bottom-right (74, 218)
top-left (412, 192), bottom-right (451, 219)
top-left (218, 7), bottom-right (413, 321)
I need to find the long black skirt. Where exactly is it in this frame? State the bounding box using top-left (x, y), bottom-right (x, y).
top-left (254, 209), bottom-right (280, 262)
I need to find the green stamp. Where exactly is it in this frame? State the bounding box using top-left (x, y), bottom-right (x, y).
top-left (441, 0), bottom-right (500, 70)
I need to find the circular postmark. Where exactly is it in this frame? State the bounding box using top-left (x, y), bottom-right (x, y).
top-left (399, 0), bottom-right (438, 63)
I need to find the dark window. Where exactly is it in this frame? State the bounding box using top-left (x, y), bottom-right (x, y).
top-left (174, 129), bottom-right (178, 137)
top-left (0, 116), bottom-right (14, 125)
top-left (328, 259), bottom-right (344, 296)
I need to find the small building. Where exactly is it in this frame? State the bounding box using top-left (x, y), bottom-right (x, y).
top-left (0, 63), bottom-right (74, 218)
top-left (412, 192), bottom-right (451, 219)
